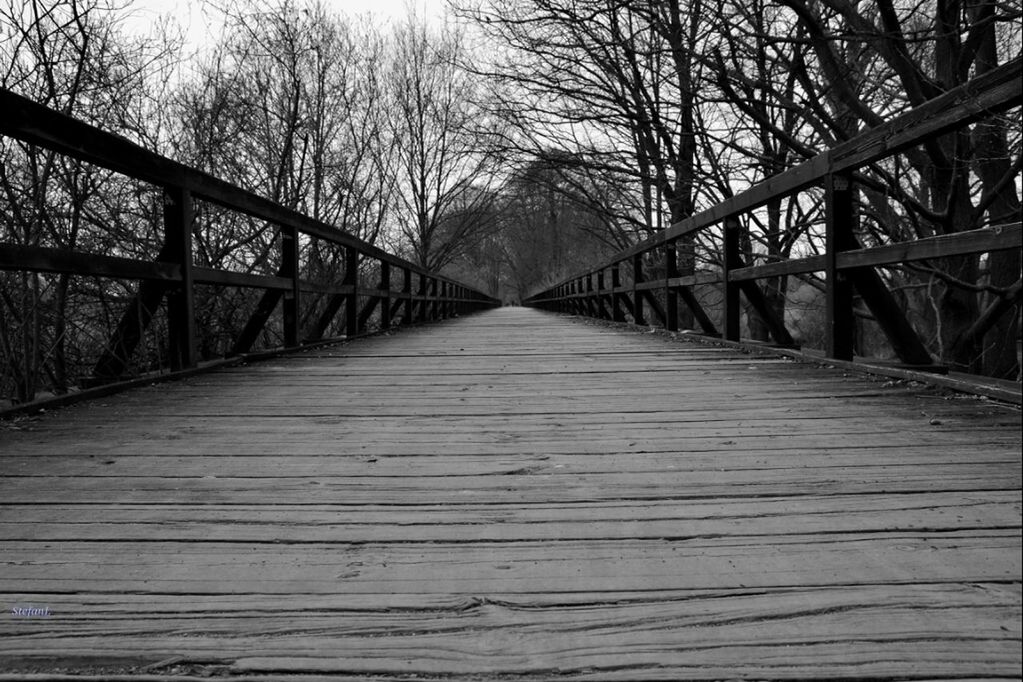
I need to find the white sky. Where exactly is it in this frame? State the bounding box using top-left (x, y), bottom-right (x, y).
top-left (123, 0), bottom-right (449, 49)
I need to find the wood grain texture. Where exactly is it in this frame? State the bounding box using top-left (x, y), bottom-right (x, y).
top-left (0, 307), bottom-right (1020, 680)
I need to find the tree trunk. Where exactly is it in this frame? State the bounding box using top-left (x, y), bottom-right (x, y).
top-left (968, 4), bottom-right (1021, 378)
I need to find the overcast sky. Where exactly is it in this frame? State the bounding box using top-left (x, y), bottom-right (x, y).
top-left (123, 0), bottom-right (449, 49)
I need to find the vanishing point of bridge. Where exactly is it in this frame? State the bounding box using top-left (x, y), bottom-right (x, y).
top-left (1, 56), bottom-right (1022, 679)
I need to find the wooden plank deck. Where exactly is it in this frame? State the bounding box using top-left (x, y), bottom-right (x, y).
top-left (0, 306), bottom-right (1020, 680)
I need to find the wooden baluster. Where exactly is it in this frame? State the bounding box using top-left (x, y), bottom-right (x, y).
top-left (632, 253), bottom-right (645, 325)
top-left (281, 225), bottom-right (300, 348)
top-left (416, 274), bottom-right (426, 323)
top-left (422, 276), bottom-right (431, 322)
top-left (589, 272), bottom-right (597, 317)
top-left (345, 247), bottom-right (359, 337)
top-left (665, 240), bottom-right (679, 332)
top-left (826, 173), bottom-right (855, 360)
top-left (611, 263), bottom-right (625, 322)
top-left (430, 278), bottom-right (439, 320)
top-left (402, 267), bottom-right (412, 324)
top-left (165, 186), bottom-right (197, 370)
top-left (380, 261), bottom-right (392, 329)
top-left (723, 217), bottom-right (741, 342)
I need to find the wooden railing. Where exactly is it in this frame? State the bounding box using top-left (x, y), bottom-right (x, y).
top-left (0, 88), bottom-right (499, 393)
top-left (526, 59), bottom-right (1022, 373)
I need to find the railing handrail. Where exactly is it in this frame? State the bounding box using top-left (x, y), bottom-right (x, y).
top-left (525, 57), bottom-right (1022, 374)
top-left (0, 87), bottom-right (499, 397)
top-left (0, 87), bottom-right (475, 289)
top-left (529, 57), bottom-right (1021, 290)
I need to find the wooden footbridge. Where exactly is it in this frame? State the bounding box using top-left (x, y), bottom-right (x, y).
top-left (1, 60), bottom-right (1021, 679)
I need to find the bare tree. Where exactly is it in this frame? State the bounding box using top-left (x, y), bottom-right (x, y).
top-left (167, 0), bottom-right (395, 353)
top-left (385, 12), bottom-right (500, 271)
top-left (455, 1), bottom-right (714, 240)
top-left (765, 0), bottom-right (1021, 375)
top-left (0, 0), bottom-right (179, 402)
top-left (461, 0), bottom-right (1020, 375)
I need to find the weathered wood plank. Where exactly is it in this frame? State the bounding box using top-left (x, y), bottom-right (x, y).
top-left (0, 465), bottom-right (1017, 504)
top-left (3, 445), bottom-right (1018, 476)
top-left (0, 531), bottom-right (1019, 592)
top-left (0, 585), bottom-right (1018, 678)
top-left (0, 491), bottom-right (1016, 542)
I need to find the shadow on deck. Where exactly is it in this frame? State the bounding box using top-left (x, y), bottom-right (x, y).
top-left (1, 307), bottom-right (1020, 679)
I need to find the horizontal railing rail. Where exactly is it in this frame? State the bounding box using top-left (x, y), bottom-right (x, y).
top-left (525, 58), bottom-right (1022, 374)
top-left (0, 87), bottom-right (499, 393)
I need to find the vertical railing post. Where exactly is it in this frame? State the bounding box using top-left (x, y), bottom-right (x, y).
top-left (665, 240), bottom-right (679, 332)
top-left (165, 186), bottom-right (196, 370)
top-left (611, 263), bottom-right (625, 322)
top-left (380, 260), bottom-right (392, 329)
top-left (585, 274), bottom-right (593, 316)
top-left (826, 173), bottom-right (855, 360)
top-left (402, 267), bottom-right (412, 324)
top-left (417, 273), bottom-right (428, 323)
top-left (344, 246), bottom-right (359, 337)
top-left (440, 281), bottom-right (449, 319)
top-left (430, 277), bottom-right (439, 321)
top-left (423, 276), bottom-right (430, 320)
top-left (632, 253), bottom-right (645, 325)
top-left (281, 226), bottom-right (300, 348)
top-left (723, 217), bottom-right (741, 342)
top-left (436, 278), bottom-right (443, 320)
top-left (587, 273), bottom-right (596, 318)
top-left (597, 270), bottom-right (606, 319)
